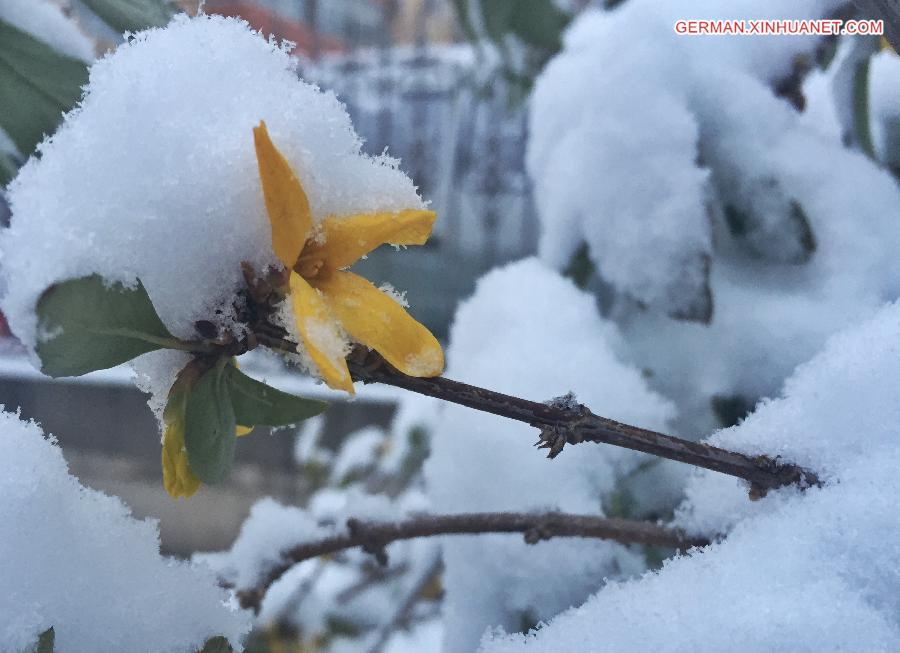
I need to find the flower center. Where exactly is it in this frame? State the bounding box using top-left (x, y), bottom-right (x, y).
top-left (295, 246), bottom-right (325, 279)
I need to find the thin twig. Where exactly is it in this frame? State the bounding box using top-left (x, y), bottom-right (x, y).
top-left (252, 336), bottom-right (820, 497)
top-left (234, 511), bottom-right (709, 612)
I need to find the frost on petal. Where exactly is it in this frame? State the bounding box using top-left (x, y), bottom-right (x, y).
top-left (289, 272), bottom-right (353, 393)
top-left (314, 270), bottom-right (444, 378)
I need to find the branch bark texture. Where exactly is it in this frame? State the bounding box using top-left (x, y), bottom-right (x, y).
top-left (235, 511), bottom-right (708, 612)
top-left (346, 353), bottom-right (820, 498)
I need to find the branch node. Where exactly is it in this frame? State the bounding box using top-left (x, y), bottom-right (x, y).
top-left (533, 403), bottom-right (592, 458)
top-left (347, 518), bottom-right (390, 566)
top-left (523, 519), bottom-right (555, 545)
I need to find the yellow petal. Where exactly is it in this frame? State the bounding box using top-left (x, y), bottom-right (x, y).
top-left (161, 417), bottom-right (201, 499)
top-left (313, 270), bottom-right (444, 377)
top-left (302, 209), bottom-right (436, 273)
top-left (253, 121), bottom-right (313, 268)
top-left (290, 271), bottom-right (355, 393)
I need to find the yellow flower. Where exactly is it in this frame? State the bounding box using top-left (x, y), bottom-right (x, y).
top-left (253, 121), bottom-right (444, 393)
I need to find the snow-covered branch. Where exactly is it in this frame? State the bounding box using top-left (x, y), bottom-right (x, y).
top-left (231, 511), bottom-right (707, 613)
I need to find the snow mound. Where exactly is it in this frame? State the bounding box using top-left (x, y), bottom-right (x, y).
top-left (481, 300), bottom-right (900, 652)
top-left (425, 258), bottom-right (676, 652)
top-left (0, 408), bottom-right (250, 652)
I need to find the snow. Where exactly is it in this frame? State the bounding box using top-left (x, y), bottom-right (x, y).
top-left (196, 497), bottom-right (328, 590)
top-left (0, 408), bottom-right (250, 652)
top-left (481, 299), bottom-right (900, 652)
top-left (870, 49), bottom-right (900, 165)
top-left (0, 13), bottom-right (426, 407)
top-left (529, 16), bottom-right (712, 317)
top-left (330, 426), bottom-right (387, 484)
top-left (530, 2), bottom-right (900, 434)
top-left (424, 258), bottom-right (676, 653)
top-left (197, 489), bottom-right (424, 596)
top-left (198, 488), bottom-right (438, 642)
top-left (0, 0), bottom-right (95, 62)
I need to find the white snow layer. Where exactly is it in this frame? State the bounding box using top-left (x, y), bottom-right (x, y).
top-left (481, 300), bottom-right (900, 652)
top-left (0, 14), bottom-right (424, 396)
top-left (529, 0), bottom-right (845, 312)
top-left (0, 409), bottom-right (250, 652)
top-left (529, 2), bottom-right (900, 433)
top-left (424, 258), bottom-right (676, 653)
top-left (0, 0), bottom-right (95, 62)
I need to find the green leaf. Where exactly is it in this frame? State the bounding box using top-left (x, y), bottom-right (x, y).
top-left (508, 0), bottom-right (570, 51)
top-left (563, 242), bottom-right (594, 289)
top-left (853, 55), bottom-right (877, 160)
top-left (711, 394), bottom-right (756, 428)
top-left (480, 0), bottom-right (515, 44)
top-left (23, 627), bottom-right (55, 653)
top-left (79, 0), bottom-right (174, 34)
top-left (0, 151), bottom-right (18, 187)
top-left (225, 364), bottom-right (327, 428)
top-left (198, 636), bottom-right (233, 653)
top-left (36, 274), bottom-right (181, 377)
top-left (722, 196), bottom-right (815, 265)
top-left (36, 628), bottom-right (54, 653)
top-left (469, 0), bottom-right (568, 51)
top-left (0, 20), bottom-right (89, 156)
top-left (184, 359), bottom-right (236, 484)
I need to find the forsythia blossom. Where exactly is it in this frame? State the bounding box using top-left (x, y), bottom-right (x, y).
top-left (254, 121), bottom-right (444, 393)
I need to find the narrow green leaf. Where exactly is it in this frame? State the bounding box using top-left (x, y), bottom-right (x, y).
top-left (853, 56), bottom-right (877, 160)
top-left (225, 364), bottom-right (327, 428)
top-left (36, 274), bottom-right (180, 377)
top-left (184, 359), bottom-right (236, 484)
top-left (563, 242), bottom-right (594, 289)
top-left (0, 20), bottom-right (89, 156)
top-left (79, 0), bottom-right (174, 34)
top-left (36, 628), bottom-right (54, 653)
top-left (0, 151), bottom-right (18, 187)
top-left (198, 636), bottom-right (233, 653)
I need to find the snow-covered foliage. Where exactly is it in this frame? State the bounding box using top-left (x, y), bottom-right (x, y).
top-left (5, 0), bottom-right (900, 651)
top-left (0, 408), bottom-right (250, 652)
top-left (481, 300), bottom-right (900, 652)
top-left (529, 0), bottom-right (900, 433)
top-left (0, 14), bottom-right (426, 410)
top-left (424, 258), bottom-right (675, 652)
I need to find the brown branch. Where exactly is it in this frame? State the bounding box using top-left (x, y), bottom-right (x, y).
top-left (345, 351), bottom-right (820, 498)
top-left (234, 511), bottom-right (708, 612)
top-left (252, 335), bottom-right (820, 497)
